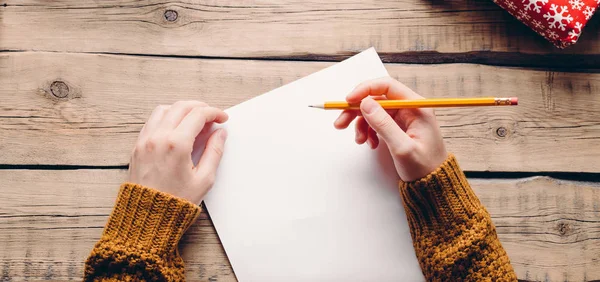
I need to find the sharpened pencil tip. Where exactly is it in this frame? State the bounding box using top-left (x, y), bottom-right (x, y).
top-left (308, 104), bottom-right (324, 109)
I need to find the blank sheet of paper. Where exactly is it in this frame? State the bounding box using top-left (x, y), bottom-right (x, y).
top-left (203, 48), bottom-right (424, 281)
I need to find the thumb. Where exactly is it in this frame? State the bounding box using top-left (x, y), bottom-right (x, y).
top-left (360, 97), bottom-right (410, 153)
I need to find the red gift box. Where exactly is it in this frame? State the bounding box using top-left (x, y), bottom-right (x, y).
top-left (494, 0), bottom-right (599, 48)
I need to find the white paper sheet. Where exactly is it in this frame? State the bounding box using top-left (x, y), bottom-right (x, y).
top-left (202, 48), bottom-right (425, 282)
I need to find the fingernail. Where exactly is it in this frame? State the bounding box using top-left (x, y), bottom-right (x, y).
top-left (219, 129), bottom-right (228, 140)
top-left (367, 138), bottom-right (373, 148)
top-left (361, 98), bottom-right (378, 114)
top-left (334, 114), bottom-right (342, 125)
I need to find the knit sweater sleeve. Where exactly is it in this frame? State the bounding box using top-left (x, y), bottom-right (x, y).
top-left (399, 154), bottom-right (517, 281)
top-left (84, 183), bottom-right (201, 281)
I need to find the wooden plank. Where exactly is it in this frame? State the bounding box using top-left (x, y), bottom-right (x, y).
top-left (1, 170), bottom-right (598, 281)
top-left (0, 169), bottom-right (235, 281)
top-left (469, 177), bottom-right (600, 282)
top-left (2, 52), bottom-right (600, 172)
top-left (1, 0), bottom-right (600, 65)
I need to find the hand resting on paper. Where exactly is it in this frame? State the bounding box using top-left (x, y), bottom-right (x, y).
top-left (84, 100), bottom-right (229, 281)
top-left (334, 77), bottom-right (448, 182)
top-left (128, 101), bottom-right (229, 204)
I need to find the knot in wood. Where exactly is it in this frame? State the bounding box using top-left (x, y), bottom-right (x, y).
top-left (50, 81), bottom-right (69, 98)
top-left (557, 222), bottom-right (571, 236)
top-left (495, 127), bottom-right (508, 138)
top-left (164, 10), bottom-right (178, 22)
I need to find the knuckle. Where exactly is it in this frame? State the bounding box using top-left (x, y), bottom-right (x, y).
top-left (174, 100), bottom-right (206, 109)
top-left (133, 141), bottom-right (145, 156)
top-left (145, 138), bottom-right (158, 152)
top-left (146, 135), bottom-right (169, 152)
top-left (356, 80), bottom-right (370, 89)
top-left (165, 136), bottom-right (185, 153)
top-left (373, 115), bottom-right (393, 130)
top-left (191, 106), bottom-right (207, 116)
top-left (173, 100), bottom-right (188, 108)
top-left (155, 105), bottom-right (169, 112)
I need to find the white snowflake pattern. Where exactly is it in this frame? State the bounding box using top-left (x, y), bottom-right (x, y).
top-left (533, 19), bottom-right (545, 29)
top-left (546, 29), bottom-right (559, 39)
top-left (569, 0), bottom-right (585, 10)
top-left (522, 0), bottom-right (549, 13)
top-left (543, 4), bottom-right (573, 31)
top-left (568, 22), bottom-right (583, 42)
top-left (583, 6), bottom-right (596, 20)
top-left (505, 0), bottom-right (517, 10)
top-left (518, 9), bottom-right (532, 20)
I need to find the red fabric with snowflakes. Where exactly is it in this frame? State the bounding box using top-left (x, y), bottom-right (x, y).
top-left (494, 0), bottom-right (599, 48)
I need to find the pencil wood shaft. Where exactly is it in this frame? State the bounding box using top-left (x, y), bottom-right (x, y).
top-left (312, 97), bottom-right (517, 110)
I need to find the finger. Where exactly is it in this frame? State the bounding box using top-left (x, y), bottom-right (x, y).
top-left (360, 97), bottom-right (411, 153)
top-left (334, 110), bottom-right (358, 130)
top-left (347, 77), bottom-right (423, 103)
top-left (158, 100), bottom-right (207, 131)
top-left (138, 105), bottom-right (170, 141)
top-left (334, 97), bottom-right (391, 128)
top-left (195, 129), bottom-right (228, 188)
top-left (355, 116), bottom-right (368, 144)
top-left (367, 126), bottom-right (379, 149)
top-left (201, 121), bottom-right (215, 134)
top-left (175, 107), bottom-right (229, 142)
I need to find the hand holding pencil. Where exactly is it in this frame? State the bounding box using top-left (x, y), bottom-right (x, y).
top-left (333, 77), bottom-right (451, 182)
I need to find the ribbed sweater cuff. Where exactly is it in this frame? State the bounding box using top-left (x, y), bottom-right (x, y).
top-left (399, 154), bottom-right (482, 235)
top-left (102, 183), bottom-right (201, 256)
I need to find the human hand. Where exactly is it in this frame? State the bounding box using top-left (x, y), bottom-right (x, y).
top-left (128, 101), bottom-right (229, 204)
top-left (334, 77), bottom-right (448, 182)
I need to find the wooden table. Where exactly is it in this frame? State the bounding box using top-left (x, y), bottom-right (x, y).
top-left (2, 1), bottom-right (600, 281)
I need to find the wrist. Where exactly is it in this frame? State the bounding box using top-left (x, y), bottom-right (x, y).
top-left (397, 150), bottom-right (449, 182)
top-left (399, 154), bottom-right (482, 227)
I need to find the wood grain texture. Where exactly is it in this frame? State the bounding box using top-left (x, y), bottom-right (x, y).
top-left (0, 169), bottom-right (236, 282)
top-left (1, 0), bottom-right (600, 65)
top-left (469, 177), bottom-right (600, 282)
top-left (2, 52), bottom-right (600, 172)
top-left (1, 170), bottom-right (598, 281)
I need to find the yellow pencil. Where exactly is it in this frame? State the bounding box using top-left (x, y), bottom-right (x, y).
top-left (308, 97), bottom-right (518, 110)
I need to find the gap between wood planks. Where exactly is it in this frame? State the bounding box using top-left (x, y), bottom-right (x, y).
top-left (2, 49), bottom-right (600, 71)
top-left (0, 164), bottom-right (598, 183)
top-left (2, 170), bottom-right (599, 281)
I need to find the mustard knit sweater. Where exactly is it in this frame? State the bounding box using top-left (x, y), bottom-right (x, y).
top-left (84, 155), bottom-right (517, 281)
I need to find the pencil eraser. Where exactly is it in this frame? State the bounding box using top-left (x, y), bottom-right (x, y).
top-left (510, 97), bottom-right (518, 105)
